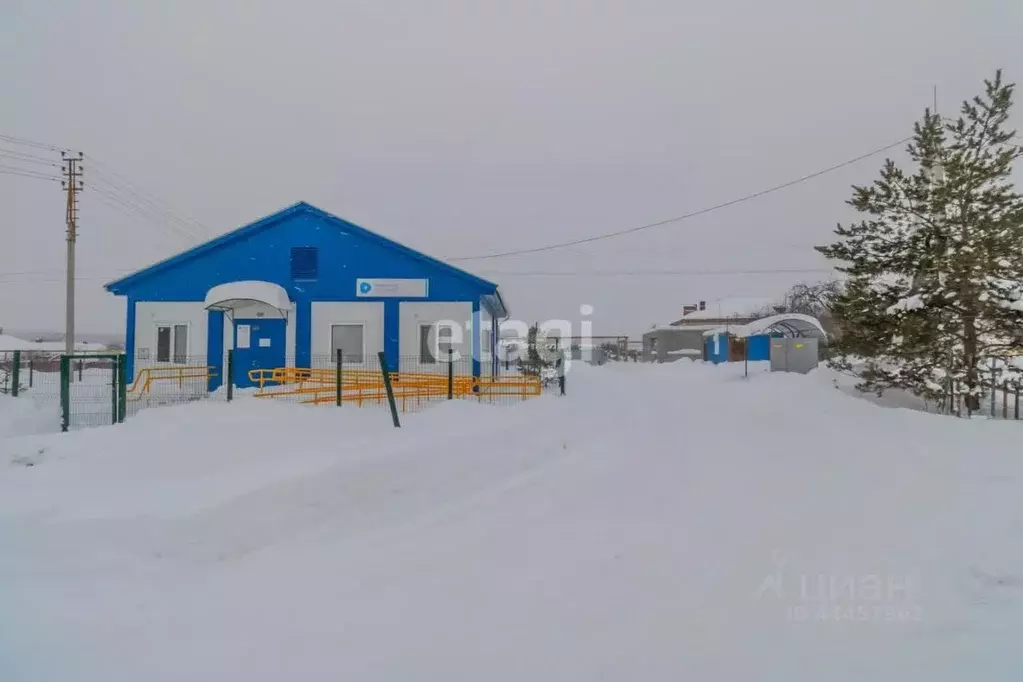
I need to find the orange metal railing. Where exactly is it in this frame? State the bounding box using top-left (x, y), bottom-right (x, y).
top-left (128, 365), bottom-right (216, 397)
top-left (246, 366), bottom-right (541, 409)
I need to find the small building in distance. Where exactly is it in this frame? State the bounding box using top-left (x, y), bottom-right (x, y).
top-left (642, 297), bottom-right (784, 363)
top-left (104, 202), bottom-right (509, 389)
top-left (702, 313), bottom-right (828, 364)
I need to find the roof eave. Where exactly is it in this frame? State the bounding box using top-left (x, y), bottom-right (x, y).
top-left (102, 201), bottom-right (504, 297)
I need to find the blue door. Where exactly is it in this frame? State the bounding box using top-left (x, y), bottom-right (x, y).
top-left (233, 318), bottom-right (286, 388)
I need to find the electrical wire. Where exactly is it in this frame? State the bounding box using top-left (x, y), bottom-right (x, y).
top-left (0, 166), bottom-right (61, 182)
top-left (1, 131), bottom-right (212, 244)
top-left (86, 168), bottom-right (205, 242)
top-left (0, 133), bottom-right (67, 153)
top-left (84, 184), bottom-right (200, 246)
top-left (0, 274), bottom-right (124, 285)
top-left (85, 155), bottom-right (210, 239)
top-left (447, 136), bottom-right (913, 261)
top-left (473, 267), bottom-right (835, 278)
top-left (0, 148), bottom-right (61, 168)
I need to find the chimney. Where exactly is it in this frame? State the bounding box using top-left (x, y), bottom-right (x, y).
top-left (698, 300), bottom-right (706, 311)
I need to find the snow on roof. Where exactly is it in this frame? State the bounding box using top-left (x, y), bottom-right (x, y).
top-left (677, 297), bottom-right (780, 321)
top-left (647, 324), bottom-right (722, 333)
top-left (701, 313), bottom-right (827, 339)
top-left (0, 334), bottom-right (107, 353)
top-left (204, 281), bottom-right (292, 312)
top-left (0, 333), bottom-right (32, 352)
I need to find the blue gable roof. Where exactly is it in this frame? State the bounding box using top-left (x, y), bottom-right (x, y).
top-left (105, 202), bottom-right (506, 315)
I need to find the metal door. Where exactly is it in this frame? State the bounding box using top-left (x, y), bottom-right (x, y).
top-left (233, 319), bottom-right (286, 388)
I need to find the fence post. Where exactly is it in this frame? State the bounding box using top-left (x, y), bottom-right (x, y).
top-left (335, 349), bottom-right (343, 407)
top-left (378, 351), bottom-right (401, 428)
top-left (11, 351), bottom-right (20, 398)
top-left (1016, 385), bottom-right (1020, 421)
top-left (1003, 380), bottom-right (1009, 420)
top-left (110, 357), bottom-right (118, 425)
top-left (60, 355), bottom-right (70, 433)
top-left (29, 356), bottom-right (34, 388)
top-left (118, 354), bottom-right (127, 423)
top-left (226, 349), bottom-right (234, 402)
top-left (447, 348), bottom-right (454, 400)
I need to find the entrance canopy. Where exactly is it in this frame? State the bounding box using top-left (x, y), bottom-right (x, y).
top-left (203, 281), bottom-right (292, 316)
top-left (701, 313), bottom-right (827, 339)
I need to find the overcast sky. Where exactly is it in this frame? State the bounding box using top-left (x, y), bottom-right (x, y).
top-left (2, 0), bottom-right (1021, 337)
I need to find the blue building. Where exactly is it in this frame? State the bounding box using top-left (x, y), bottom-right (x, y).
top-left (703, 332), bottom-right (772, 364)
top-left (701, 313), bottom-right (827, 364)
top-left (105, 202), bottom-right (509, 388)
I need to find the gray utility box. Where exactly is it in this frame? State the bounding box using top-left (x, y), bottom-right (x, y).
top-left (769, 337), bottom-right (819, 374)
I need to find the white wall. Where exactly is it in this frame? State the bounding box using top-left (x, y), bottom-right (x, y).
top-left (311, 302), bottom-right (384, 367)
top-left (479, 308), bottom-right (494, 370)
top-left (399, 301), bottom-right (472, 373)
top-left (134, 302), bottom-right (208, 365)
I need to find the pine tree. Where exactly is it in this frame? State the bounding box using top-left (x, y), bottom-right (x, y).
top-left (517, 323), bottom-right (554, 376)
top-left (818, 71), bottom-right (1023, 410)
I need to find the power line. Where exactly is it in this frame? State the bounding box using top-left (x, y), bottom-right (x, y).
top-left (85, 184), bottom-right (200, 245)
top-left (448, 136), bottom-right (913, 261)
top-left (0, 267), bottom-right (133, 277)
top-left (87, 162), bottom-right (205, 240)
top-left (0, 133), bottom-right (66, 153)
top-left (1, 132), bottom-right (211, 243)
top-left (474, 267), bottom-right (835, 278)
top-left (0, 265), bottom-right (836, 284)
top-left (0, 275), bottom-right (121, 285)
top-left (85, 154), bottom-right (210, 238)
top-left (0, 165), bottom-right (62, 182)
top-left (0, 148), bottom-right (61, 167)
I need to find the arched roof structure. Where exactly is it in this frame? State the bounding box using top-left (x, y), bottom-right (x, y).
top-left (702, 313), bottom-right (827, 339)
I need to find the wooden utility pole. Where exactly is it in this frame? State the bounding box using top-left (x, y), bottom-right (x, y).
top-left (61, 151), bottom-right (83, 355)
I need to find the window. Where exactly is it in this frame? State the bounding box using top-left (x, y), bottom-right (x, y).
top-left (330, 324), bottom-right (364, 363)
top-left (156, 324), bottom-right (188, 364)
top-left (156, 326), bottom-right (171, 362)
top-left (173, 324), bottom-right (187, 363)
top-left (420, 324), bottom-right (453, 364)
top-left (290, 246), bottom-right (319, 280)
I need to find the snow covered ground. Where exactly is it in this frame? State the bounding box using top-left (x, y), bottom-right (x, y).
top-left (1, 362), bottom-right (1022, 680)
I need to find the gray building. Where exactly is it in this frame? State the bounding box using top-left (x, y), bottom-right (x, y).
top-left (642, 325), bottom-right (712, 363)
top-left (644, 297), bottom-right (784, 363)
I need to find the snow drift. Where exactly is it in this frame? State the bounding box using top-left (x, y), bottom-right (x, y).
top-left (1, 362), bottom-right (1021, 681)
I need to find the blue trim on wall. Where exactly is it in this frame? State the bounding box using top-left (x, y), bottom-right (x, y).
top-left (471, 300), bottom-right (481, 378)
top-left (295, 300), bottom-right (312, 368)
top-left (125, 297), bottom-right (137, 380)
top-left (384, 300), bottom-right (400, 369)
top-left (207, 310), bottom-right (225, 391)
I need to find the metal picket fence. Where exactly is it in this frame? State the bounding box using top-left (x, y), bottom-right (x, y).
top-left (1, 350), bottom-right (126, 431)
top-left (3, 347), bottom-right (560, 432)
